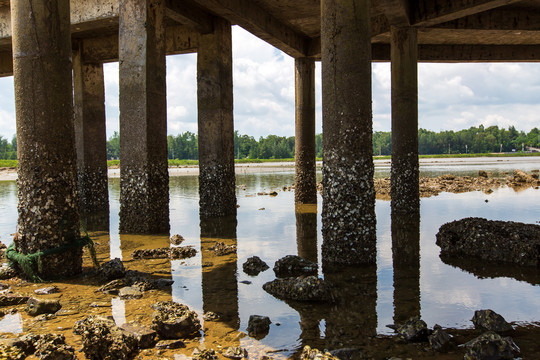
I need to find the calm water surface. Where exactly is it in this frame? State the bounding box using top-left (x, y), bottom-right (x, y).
top-left (1, 161), bottom-right (540, 356)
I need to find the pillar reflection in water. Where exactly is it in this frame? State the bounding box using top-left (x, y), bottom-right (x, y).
top-left (391, 211), bottom-right (421, 325)
top-left (323, 265), bottom-right (377, 350)
top-left (200, 215), bottom-right (240, 340)
top-left (295, 204), bottom-right (322, 350)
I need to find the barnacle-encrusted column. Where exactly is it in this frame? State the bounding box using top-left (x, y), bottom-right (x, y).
top-left (197, 18), bottom-right (236, 219)
top-left (11, 0), bottom-right (82, 278)
top-left (391, 27), bottom-right (419, 215)
top-left (392, 211), bottom-right (421, 325)
top-left (294, 58), bottom-right (317, 204)
top-left (321, 0), bottom-right (376, 265)
top-left (119, 0), bottom-right (169, 234)
top-left (73, 44), bottom-right (109, 231)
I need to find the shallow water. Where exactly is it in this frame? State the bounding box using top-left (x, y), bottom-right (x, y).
top-left (1, 161), bottom-right (540, 358)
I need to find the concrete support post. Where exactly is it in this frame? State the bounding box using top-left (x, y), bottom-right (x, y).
top-left (294, 57), bottom-right (317, 205)
top-left (119, 0), bottom-right (169, 234)
top-left (391, 27), bottom-right (419, 215)
top-left (197, 18), bottom-right (236, 219)
top-left (11, 0), bottom-right (82, 278)
top-left (73, 44), bottom-right (109, 230)
top-left (321, 0), bottom-right (376, 265)
top-left (296, 204), bottom-right (318, 264)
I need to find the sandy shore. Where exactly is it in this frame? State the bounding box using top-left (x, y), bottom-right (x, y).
top-left (1, 157), bottom-right (539, 181)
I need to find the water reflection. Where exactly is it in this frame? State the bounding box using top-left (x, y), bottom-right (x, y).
top-left (295, 204), bottom-right (318, 265)
top-left (0, 313), bottom-right (23, 334)
top-left (200, 215), bottom-right (240, 337)
top-left (391, 211), bottom-right (421, 325)
top-left (81, 210), bottom-right (110, 233)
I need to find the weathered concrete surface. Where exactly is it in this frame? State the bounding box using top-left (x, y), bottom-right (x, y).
top-left (392, 212), bottom-right (421, 326)
top-left (197, 18), bottom-right (236, 219)
top-left (321, 0), bottom-right (376, 265)
top-left (294, 58), bottom-right (317, 205)
top-left (11, 0), bottom-right (82, 279)
top-left (436, 217), bottom-right (540, 266)
top-left (73, 44), bottom-right (109, 231)
top-left (118, 0), bottom-right (170, 234)
top-left (390, 26), bottom-right (419, 215)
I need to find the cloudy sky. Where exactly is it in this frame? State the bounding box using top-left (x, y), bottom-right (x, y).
top-left (0, 26), bottom-right (539, 141)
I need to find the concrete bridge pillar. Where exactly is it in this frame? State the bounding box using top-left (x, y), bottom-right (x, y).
top-left (294, 57), bottom-right (317, 205)
top-left (73, 44), bottom-right (109, 231)
top-left (391, 26), bottom-right (419, 215)
top-left (296, 204), bottom-right (318, 264)
top-left (321, 0), bottom-right (376, 265)
top-left (118, 0), bottom-right (169, 234)
top-left (197, 18), bottom-right (236, 219)
top-left (11, 0), bottom-right (82, 278)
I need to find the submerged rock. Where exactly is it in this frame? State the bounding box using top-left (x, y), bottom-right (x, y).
top-left (0, 294), bottom-right (29, 307)
top-left (395, 317), bottom-right (431, 342)
top-left (119, 322), bottom-right (157, 349)
top-left (436, 217), bottom-right (540, 266)
top-left (34, 286), bottom-right (59, 295)
top-left (472, 309), bottom-right (513, 333)
top-left (273, 255), bottom-right (317, 278)
top-left (242, 256), bottom-right (269, 276)
top-left (73, 315), bottom-right (138, 360)
top-left (463, 332), bottom-right (520, 360)
top-left (209, 242), bottom-right (236, 256)
top-left (263, 276), bottom-right (332, 302)
top-left (151, 301), bottom-right (201, 339)
top-left (247, 315), bottom-right (271, 339)
top-left (429, 324), bottom-right (452, 351)
top-left (96, 279), bottom-right (129, 295)
top-left (301, 345), bottom-right (340, 360)
top-left (26, 298), bottom-right (61, 316)
top-left (155, 339), bottom-right (185, 349)
top-left (118, 287), bottom-right (143, 300)
top-left (99, 258), bottom-right (126, 281)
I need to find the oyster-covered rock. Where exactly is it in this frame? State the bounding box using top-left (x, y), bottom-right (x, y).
top-left (151, 301), bottom-right (201, 339)
top-left (170, 234), bottom-right (185, 245)
top-left (273, 255), bottom-right (317, 278)
top-left (169, 246), bottom-right (197, 260)
top-left (242, 256), bottom-right (269, 276)
top-left (246, 315), bottom-right (271, 339)
top-left (131, 247), bottom-right (196, 260)
top-left (395, 317), bottom-right (431, 342)
top-left (222, 346), bottom-right (248, 359)
top-left (463, 331), bottom-right (520, 360)
top-left (429, 324), bottom-right (452, 351)
top-left (118, 287), bottom-right (143, 300)
top-left (0, 294), bottom-right (29, 307)
top-left (471, 309), bottom-right (513, 333)
top-left (119, 322), bottom-right (156, 349)
top-left (263, 276), bottom-right (332, 302)
top-left (73, 315), bottom-right (137, 360)
top-left (301, 345), bottom-right (340, 360)
top-left (209, 242), bottom-right (236, 256)
top-left (33, 334), bottom-right (76, 360)
top-left (0, 344), bottom-right (25, 360)
top-left (98, 258), bottom-right (126, 281)
top-left (192, 348), bottom-right (218, 360)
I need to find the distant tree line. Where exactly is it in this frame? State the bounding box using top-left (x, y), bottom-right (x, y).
top-left (2, 125), bottom-right (539, 161)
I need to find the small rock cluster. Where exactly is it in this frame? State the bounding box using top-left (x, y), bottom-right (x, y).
top-left (209, 242), bottom-right (236, 256)
top-left (272, 255), bottom-right (317, 278)
top-left (0, 333), bottom-right (76, 360)
top-left (263, 276), bottom-right (333, 302)
top-left (131, 246), bottom-right (197, 260)
top-left (151, 301), bottom-right (202, 339)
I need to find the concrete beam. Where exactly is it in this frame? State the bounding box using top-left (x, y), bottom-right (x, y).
top-left (0, 50), bottom-right (12, 76)
top-left (378, 0), bottom-right (410, 26)
top-left (435, 9), bottom-right (540, 31)
top-left (372, 43), bottom-right (540, 62)
top-left (191, 0), bottom-right (309, 58)
top-left (412, 0), bottom-right (522, 27)
top-left (165, 0), bottom-right (214, 34)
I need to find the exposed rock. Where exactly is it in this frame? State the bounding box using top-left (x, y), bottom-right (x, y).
top-left (155, 339), bottom-right (185, 349)
top-left (33, 334), bottom-right (76, 360)
top-left (34, 286), bottom-right (59, 295)
top-left (73, 315), bottom-right (138, 360)
top-left (203, 311), bottom-right (220, 321)
top-left (263, 276), bottom-right (333, 302)
top-left (96, 279), bottom-right (129, 295)
top-left (329, 348), bottom-right (364, 360)
top-left (99, 258), bottom-right (126, 281)
top-left (242, 256), bottom-right (269, 276)
top-left (222, 346), bottom-right (248, 359)
top-left (192, 348), bottom-right (218, 360)
top-left (89, 302), bottom-right (110, 308)
top-left (269, 191), bottom-right (278, 196)
top-left (209, 242), bottom-right (236, 256)
top-left (395, 317), bottom-right (431, 342)
top-left (246, 315), bottom-right (271, 339)
top-left (0, 344), bottom-right (25, 360)
top-left (273, 255), bottom-right (317, 278)
top-left (301, 345), bottom-right (340, 360)
top-left (0, 282), bottom-right (8, 290)
top-left (0, 264), bottom-right (17, 280)
top-left (26, 297), bottom-right (61, 316)
top-left (132, 248), bottom-right (170, 259)
top-left (151, 301), bottom-right (201, 339)
top-left (478, 170), bottom-right (488, 178)
top-left (169, 246), bottom-right (197, 260)
top-left (0, 294), bottom-right (29, 307)
top-left (463, 332), bottom-right (520, 360)
top-left (472, 309), bottom-right (513, 333)
top-left (131, 247), bottom-right (197, 260)
top-left (436, 217), bottom-right (540, 266)
top-left (429, 324), bottom-right (452, 351)
top-left (512, 169), bottom-right (534, 183)
top-left (120, 322), bottom-right (157, 349)
top-left (118, 287), bottom-right (143, 300)
top-left (170, 234), bottom-right (185, 245)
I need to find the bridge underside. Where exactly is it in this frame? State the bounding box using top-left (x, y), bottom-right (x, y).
top-left (2, 0), bottom-right (539, 277)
